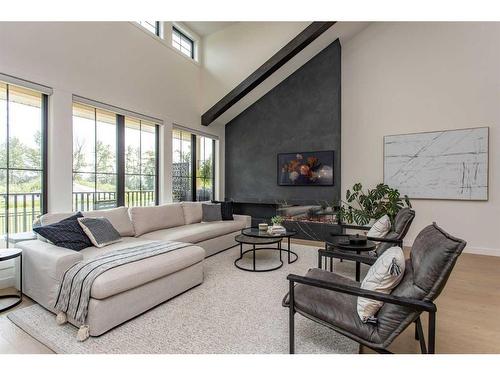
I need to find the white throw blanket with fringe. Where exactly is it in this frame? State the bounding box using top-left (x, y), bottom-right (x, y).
top-left (54, 240), bottom-right (190, 341)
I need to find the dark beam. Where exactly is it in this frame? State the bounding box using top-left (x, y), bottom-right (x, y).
top-left (201, 21), bottom-right (336, 126)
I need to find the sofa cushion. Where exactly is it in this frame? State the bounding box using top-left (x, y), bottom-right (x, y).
top-left (129, 203), bottom-right (185, 236)
top-left (40, 206), bottom-right (135, 237)
top-left (82, 241), bottom-right (205, 300)
top-left (212, 200), bottom-right (234, 221)
top-left (139, 220), bottom-right (246, 244)
top-left (181, 202), bottom-right (203, 224)
top-left (202, 203), bottom-right (222, 222)
top-left (33, 212), bottom-right (93, 251)
top-left (78, 217), bottom-right (121, 248)
top-left (357, 246), bottom-right (405, 323)
top-left (84, 206), bottom-right (135, 237)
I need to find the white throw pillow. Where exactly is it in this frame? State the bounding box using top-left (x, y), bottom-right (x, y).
top-left (357, 246), bottom-right (406, 323)
top-left (367, 215), bottom-right (391, 242)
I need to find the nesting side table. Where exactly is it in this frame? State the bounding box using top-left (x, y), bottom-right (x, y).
top-left (0, 248), bottom-right (23, 312)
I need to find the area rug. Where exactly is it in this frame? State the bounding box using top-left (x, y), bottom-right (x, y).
top-left (8, 243), bottom-right (360, 354)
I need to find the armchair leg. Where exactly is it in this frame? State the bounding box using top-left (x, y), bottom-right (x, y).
top-left (415, 317), bottom-right (427, 354)
top-left (289, 280), bottom-right (295, 354)
top-left (428, 311), bottom-right (436, 354)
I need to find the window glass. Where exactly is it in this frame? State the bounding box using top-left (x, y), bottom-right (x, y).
top-left (0, 82), bottom-right (46, 246)
top-left (172, 129), bottom-right (216, 202)
top-left (137, 21), bottom-right (159, 36)
top-left (72, 103), bottom-right (117, 210)
top-left (172, 27), bottom-right (194, 58)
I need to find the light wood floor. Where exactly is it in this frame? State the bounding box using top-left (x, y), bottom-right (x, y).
top-left (1, 240), bottom-right (499, 354)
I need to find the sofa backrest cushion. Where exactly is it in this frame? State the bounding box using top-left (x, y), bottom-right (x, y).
top-left (83, 206), bottom-right (135, 237)
top-left (129, 203), bottom-right (185, 236)
top-left (40, 206), bottom-right (135, 237)
top-left (181, 202), bottom-right (203, 224)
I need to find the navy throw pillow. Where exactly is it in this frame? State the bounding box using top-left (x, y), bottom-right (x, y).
top-left (33, 212), bottom-right (93, 251)
top-left (212, 200), bottom-right (234, 221)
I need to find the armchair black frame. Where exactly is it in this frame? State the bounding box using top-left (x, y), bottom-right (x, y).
top-left (286, 274), bottom-right (437, 354)
top-left (322, 209), bottom-right (415, 279)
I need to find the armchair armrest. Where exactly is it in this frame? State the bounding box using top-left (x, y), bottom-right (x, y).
top-left (366, 236), bottom-right (402, 245)
top-left (287, 273), bottom-right (436, 312)
top-left (339, 224), bottom-right (372, 231)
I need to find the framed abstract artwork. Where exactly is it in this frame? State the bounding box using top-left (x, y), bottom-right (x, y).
top-left (278, 151), bottom-right (334, 186)
top-left (384, 127), bottom-right (489, 200)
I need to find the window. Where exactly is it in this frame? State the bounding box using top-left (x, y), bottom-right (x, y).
top-left (137, 21), bottom-right (161, 37)
top-left (72, 103), bottom-right (117, 210)
top-left (172, 129), bottom-right (192, 202)
top-left (72, 102), bottom-right (159, 211)
top-left (0, 82), bottom-right (47, 246)
top-left (195, 135), bottom-right (215, 201)
top-left (125, 118), bottom-right (158, 207)
top-left (172, 27), bottom-right (194, 58)
top-left (172, 128), bottom-right (216, 202)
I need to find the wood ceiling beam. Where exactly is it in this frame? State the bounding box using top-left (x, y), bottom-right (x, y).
top-left (201, 21), bottom-right (336, 126)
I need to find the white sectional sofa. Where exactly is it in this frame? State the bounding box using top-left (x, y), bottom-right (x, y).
top-left (18, 202), bottom-right (251, 336)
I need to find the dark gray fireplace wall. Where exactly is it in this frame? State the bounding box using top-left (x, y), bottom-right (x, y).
top-left (225, 39), bottom-right (341, 204)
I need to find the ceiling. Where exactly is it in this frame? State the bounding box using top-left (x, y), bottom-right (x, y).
top-left (209, 22), bottom-right (371, 126)
top-left (183, 22), bottom-right (238, 37)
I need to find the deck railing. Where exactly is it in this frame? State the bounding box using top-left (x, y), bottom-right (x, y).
top-left (0, 191), bottom-right (156, 237)
top-left (0, 193), bottom-right (41, 235)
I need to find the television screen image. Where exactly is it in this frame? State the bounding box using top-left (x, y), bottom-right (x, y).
top-left (278, 151), bottom-right (334, 186)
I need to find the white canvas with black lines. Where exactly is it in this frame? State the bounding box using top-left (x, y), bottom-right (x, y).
top-left (384, 127), bottom-right (488, 200)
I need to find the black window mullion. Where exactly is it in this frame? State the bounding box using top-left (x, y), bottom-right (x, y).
top-left (5, 84), bottom-right (10, 244)
top-left (155, 124), bottom-right (160, 205)
top-left (191, 133), bottom-right (196, 202)
top-left (41, 93), bottom-right (48, 214)
top-left (212, 138), bottom-right (216, 201)
top-left (116, 114), bottom-right (125, 207)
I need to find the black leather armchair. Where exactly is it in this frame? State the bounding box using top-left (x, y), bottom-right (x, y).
top-left (283, 223), bottom-right (466, 354)
top-left (320, 208), bottom-right (415, 279)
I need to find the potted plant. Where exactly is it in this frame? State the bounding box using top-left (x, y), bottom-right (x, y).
top-left (337, 183), bottom-right (411, 226)
top-left (269, 215), bottom-right (287, 234)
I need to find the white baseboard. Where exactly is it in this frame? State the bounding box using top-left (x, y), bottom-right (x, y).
top-left (463, 246), bottom-right (500, 257)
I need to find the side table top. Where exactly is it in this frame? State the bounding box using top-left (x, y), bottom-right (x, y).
top-left (0, 248), bottom-right (22, 260)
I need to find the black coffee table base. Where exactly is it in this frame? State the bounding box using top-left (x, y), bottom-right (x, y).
top-left (234, 235), bottom-right (298, 272)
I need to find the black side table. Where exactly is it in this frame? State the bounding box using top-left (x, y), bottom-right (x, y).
top-left (319, 239), bottom-right (376, 281)
top-left (0, 248), bottom-right (23, 313)
top-left (234, 227), bottom-right (298, 272)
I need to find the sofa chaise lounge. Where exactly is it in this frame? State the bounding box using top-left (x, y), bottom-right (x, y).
top-left (18, 202), bottom-right (251, 336)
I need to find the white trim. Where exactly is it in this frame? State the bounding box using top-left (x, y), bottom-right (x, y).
top-left (463, 246), bottom-right (500, 257)
top-left (73, 95), bottom-right (163, 125)
top-left (0, 72), bottom-right (53, 95)
top-left (173, 123), bottom-right (219, 140)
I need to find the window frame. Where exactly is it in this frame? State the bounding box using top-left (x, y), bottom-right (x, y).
top-left (122, 118), bottom-right (160, 207)
top-left (136, 21), bottom-right (161, 38)
top-left (1, 82), bottom-right (48, 245)
top-left (172, 26), bottom-right (195, 59)
top-left (72, 102), bottom-right (160, 210)
top-left (172, 128), bottom-right (216, 202)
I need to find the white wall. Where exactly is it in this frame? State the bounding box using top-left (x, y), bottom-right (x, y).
top-left (342, 22), bottom-right (500, 255)
top-left (0, 21), bottom-right (225, 210)
top-left (201, 21), bottom-right (309, 113)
